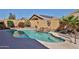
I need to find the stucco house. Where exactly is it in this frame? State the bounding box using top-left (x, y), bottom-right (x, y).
top-left (29, 14), bottom-right (60, 31)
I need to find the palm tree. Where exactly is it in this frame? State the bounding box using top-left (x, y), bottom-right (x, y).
top-left (61, 15), bottom-right (79, 44)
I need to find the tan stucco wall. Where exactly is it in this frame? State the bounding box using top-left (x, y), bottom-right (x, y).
top-left (0, 18), bottom-right (60, 31)
top-left (29, 15), bottom-right (60, 30)
top-left (30, 20), bottom-right (48, 29)
top-left (49, 19), bottom-right (60, 30)
top-left (30, 18), bottom-right (60, 30)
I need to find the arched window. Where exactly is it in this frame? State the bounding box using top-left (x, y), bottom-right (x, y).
top-left (47, 20), bottom-right (51, 26)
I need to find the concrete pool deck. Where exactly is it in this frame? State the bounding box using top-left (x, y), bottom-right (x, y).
top-left (37, 32), bottom-right (79, 49)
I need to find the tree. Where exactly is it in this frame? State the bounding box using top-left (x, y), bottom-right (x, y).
top-left (24, 20), bottom-right (31, 27)
top-left (7, 21), bottom-right (14, 28)
top-left (8, 13), bottom-right (16, 19)
top-left (61, 15), bottom-right (79, 44)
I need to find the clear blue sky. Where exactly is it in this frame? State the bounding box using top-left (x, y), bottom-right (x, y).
top-left (0, 9), bottom-right (75, 19)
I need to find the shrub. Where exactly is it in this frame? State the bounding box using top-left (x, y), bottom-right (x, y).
top-left (0, 22), bottom-right (6, 29)
top-left (7, 21), bottom-right (14, 28)
top-left (18, 22), bottom-right (25, 28)
top-left (25, 20), bottom-right (31, 27)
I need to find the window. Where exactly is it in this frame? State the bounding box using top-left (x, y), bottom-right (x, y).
top-left (47, 20), bottom-right (51, 26)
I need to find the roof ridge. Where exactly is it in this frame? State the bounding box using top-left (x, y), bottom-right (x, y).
top-left (39, 15), bottom-right (53, 18)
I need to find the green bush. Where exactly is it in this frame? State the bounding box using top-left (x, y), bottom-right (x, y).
top-left (25, 20), bottom-right (31, 27)
top-left (7, 21), bottom-right (14, 28)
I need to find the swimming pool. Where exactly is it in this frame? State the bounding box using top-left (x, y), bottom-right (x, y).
top-left (14, 30), bottom-right (65, 42)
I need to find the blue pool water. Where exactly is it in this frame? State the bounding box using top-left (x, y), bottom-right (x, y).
top-left (14, 30), bottom-right (65, 42)
top-left (13, 30), bottom-right (30, 38)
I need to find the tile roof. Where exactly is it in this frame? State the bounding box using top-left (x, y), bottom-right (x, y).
top-left (29, 14), bottom-right (59, 20)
